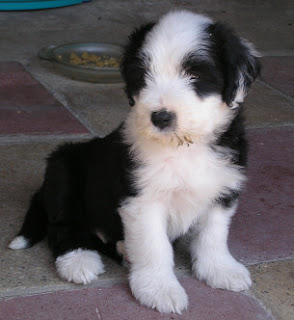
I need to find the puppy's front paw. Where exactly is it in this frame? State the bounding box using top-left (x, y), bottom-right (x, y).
top-left (56, 249), bottom-right (105, 284)
top-left (194, 256), bottom-right (252, 292)
top-left (130, 270), bottom-right (188, 314)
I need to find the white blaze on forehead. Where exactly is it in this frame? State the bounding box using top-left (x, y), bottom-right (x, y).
top-left (142, 10), bottom-right (212, 75)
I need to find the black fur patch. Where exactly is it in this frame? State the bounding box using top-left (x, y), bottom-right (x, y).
top-left (182, 54), bottom-right (224, 98)
top-left (215, 108), bottom-right (248, 208)
top-left (207, 22), bottom-right (261, 107)
top-left (120, 23), bottom-right (155, 106)
top-left (18, 127), bottom-right (137, 261)
top-left (217, 108), bottom-right (248, 167)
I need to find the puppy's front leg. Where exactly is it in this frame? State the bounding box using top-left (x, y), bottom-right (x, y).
top-left (190, 202), bottom-right (251, 292)
top-left (120, 201), bottom-right (188, 314)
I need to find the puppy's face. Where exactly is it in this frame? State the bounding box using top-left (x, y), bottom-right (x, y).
top-left (121, 11), bottom-right (261, 147)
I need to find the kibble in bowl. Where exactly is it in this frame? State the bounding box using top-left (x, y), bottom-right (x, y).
top-left (39, 43), bottom-right (123, 83)
top-left (69, 52), bottom-right (120, 68)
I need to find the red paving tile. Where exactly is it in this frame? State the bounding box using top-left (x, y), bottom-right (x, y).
top-left (230, 127), bottom-right (294, 263)
top-left (261, 56), bottom-right (294, 98)
top-left (0, 62), bottom-right (88, 135)
top-left (0, 278), bottom-right (273, 320)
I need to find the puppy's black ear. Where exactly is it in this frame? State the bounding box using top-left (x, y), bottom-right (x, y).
top-left (208, 23), bottom-right (261, 109)
top-left (120, 23), bottom-right (155, 106)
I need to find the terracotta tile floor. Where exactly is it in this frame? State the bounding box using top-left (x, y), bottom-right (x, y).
top-left (0, 279), bottom-right (274, 320)
top-left (261, 57), bottom-right (294, 99)
top-left (229, 127), bottom-right (294, 264)
top-left (0, 62), bottom-right (88, 135)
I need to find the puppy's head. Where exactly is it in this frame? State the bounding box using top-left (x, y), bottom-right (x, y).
top-left (121, 10), bottom-right (261, 147)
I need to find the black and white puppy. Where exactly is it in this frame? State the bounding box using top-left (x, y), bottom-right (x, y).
top-left (9, 10), bottom-right (261, 314)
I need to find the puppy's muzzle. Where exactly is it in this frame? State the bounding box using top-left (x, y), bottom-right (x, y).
top-left (151, 109), bottom-right (176, 130)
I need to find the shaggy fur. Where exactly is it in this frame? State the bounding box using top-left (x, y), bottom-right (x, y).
top-left (9, 10), bottom-right (261, 314)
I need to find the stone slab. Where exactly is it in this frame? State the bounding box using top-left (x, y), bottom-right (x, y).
top-left (249, 260), bottom-right (294, 320)
top-left (57, 81), bottom-right (129, 136)
top-left (244, 81), bottom-right (294, 128)
top-left (0, 278), bottom-right (273, 320)
top-left (261, 56), bottom-right (294, 99)
top-left (0, 62), bottom-right (88, 135)
top-left (229, 127), bottom-right (294, 264)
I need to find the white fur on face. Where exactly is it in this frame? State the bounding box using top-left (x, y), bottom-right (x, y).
top-left (143, 11), bottom-right (212, 76)
top-left (125, 93), bottom-right (233, 149)
top-left (123, 11), bottom-right (233, 148)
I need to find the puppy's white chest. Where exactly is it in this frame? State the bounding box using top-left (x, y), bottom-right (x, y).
top-left (136, 145), bottom-right (244, 237)
top-left (140, 146), bottom-right (239, 197)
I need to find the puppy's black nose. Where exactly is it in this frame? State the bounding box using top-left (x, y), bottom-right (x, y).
top-left (151, 110), bottom-right (175, 130)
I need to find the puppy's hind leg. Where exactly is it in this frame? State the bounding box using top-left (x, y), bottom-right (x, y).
top-left (190, 202), bottom-right (251, 292)
top-left (46, 204), bottom-right (105, 285)
top-left (9, 188), bottom-right (48, 250)
top-left (44, 155), bottom-right (105, 285)
top-left (50, 225), bottom-right (106, 285)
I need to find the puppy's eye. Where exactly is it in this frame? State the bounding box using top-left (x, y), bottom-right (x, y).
top-left (189, 75), bottom-right (199, 83)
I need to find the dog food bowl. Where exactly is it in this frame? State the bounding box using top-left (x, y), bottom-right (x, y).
top-left (38, 43), bottom-right (123, 83)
